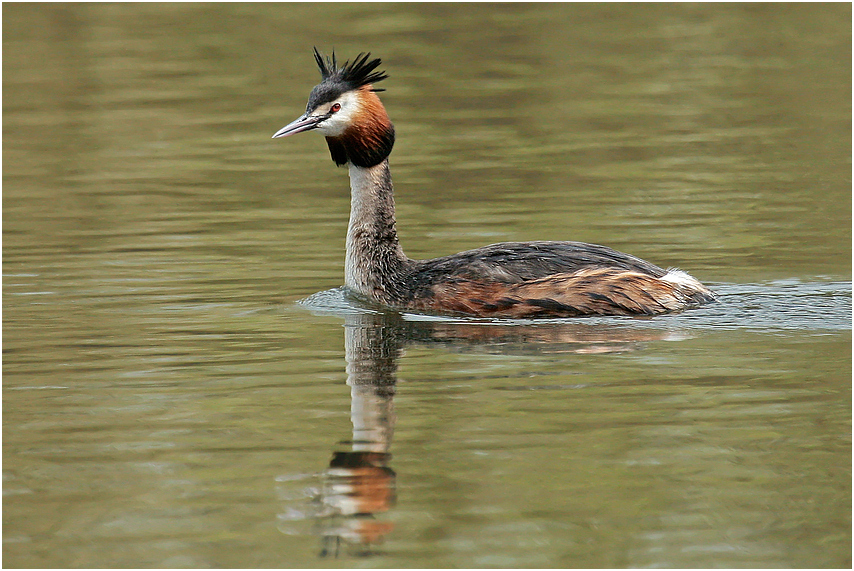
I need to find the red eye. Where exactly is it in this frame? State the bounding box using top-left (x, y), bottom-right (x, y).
top-left (330, 103), bottom-right (341, 113)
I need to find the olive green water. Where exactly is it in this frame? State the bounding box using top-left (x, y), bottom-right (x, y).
top-left (3, 4), bottom-right (851, 568)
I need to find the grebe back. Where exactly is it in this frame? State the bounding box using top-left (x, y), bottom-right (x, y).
top-left (273, 49), bottom-right (715, 318)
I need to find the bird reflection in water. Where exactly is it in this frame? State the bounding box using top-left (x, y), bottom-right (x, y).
top-left (302, 296), bottom-right (695, 557)
top-left (315, 311), bottom-right (401, 558)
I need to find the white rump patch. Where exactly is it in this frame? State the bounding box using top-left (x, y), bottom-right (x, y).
top-left (661, 268), bottom-right (705, 290)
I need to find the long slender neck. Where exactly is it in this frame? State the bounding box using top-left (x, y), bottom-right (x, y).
top-left (345, 159), bottom-right (410, 302)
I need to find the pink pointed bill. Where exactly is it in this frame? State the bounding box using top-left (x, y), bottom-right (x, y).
top-left (272, 114), bottom-right (323, 138)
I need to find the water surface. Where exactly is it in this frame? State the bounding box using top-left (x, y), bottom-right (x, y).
top-left (4, 3), bottom-right (851, 568)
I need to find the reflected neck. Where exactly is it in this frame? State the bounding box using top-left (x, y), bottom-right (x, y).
top-left (345, 160), bottom-right (409, 301)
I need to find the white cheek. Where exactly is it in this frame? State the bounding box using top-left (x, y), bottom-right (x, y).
top-left (317, 115), bottom-right (348, 136)
top-left (316, 93), bottom-right (361, 136)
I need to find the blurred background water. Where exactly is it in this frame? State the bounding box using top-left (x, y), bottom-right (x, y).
top-left (3, 3), bottom-right (850, 567)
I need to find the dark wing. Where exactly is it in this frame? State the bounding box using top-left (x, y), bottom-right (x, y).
top-left (407, 241), bottom-right (666, 287)
top-left (386, 241), bottom-right (711, 317)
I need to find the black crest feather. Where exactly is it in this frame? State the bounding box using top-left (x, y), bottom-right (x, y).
top-left (312, 47), bottom-right (389, 91)
top-left (305, 49), bottom-right (395, 168)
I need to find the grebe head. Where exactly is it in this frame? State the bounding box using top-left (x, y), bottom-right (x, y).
top-left (272, 48), bottom-right (395, 168)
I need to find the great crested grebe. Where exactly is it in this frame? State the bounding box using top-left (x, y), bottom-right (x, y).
top-left (273, 49), bottom-right (715, 317)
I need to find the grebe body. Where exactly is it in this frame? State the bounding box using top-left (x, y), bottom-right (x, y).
top-left (273, 50), bottom-right (715, 318)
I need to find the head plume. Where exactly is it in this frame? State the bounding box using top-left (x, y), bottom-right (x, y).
top-left (299, 49), bottom-right (395, 168)
top-left (313, 48), bottom-right (388, 92)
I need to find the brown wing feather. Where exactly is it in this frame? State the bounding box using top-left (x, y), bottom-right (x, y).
top-left (409, 267), bottom-right (709, 318)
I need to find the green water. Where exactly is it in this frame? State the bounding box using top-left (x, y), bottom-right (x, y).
top-left (4, 3), bottom-right (850, 567)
